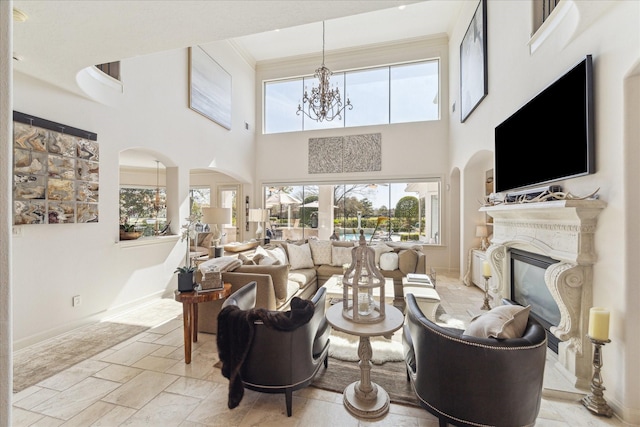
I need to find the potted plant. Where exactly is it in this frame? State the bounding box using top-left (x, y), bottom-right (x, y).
top-left (175, 265), bottom-right (197, 292)
top-left (175, 214), bottom-right (201, 292)
top-left (119, 219), bottom-right (142, 240)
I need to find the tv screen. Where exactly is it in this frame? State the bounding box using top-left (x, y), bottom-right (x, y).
top-left (494, 55), bottom-right (595, 193)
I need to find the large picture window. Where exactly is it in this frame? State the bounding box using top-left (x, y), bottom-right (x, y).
top-left (262, 180), bottom-right (440, 245)
top-left (264, 59), bottom-right (439, 134)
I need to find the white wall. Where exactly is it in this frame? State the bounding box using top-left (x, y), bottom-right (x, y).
top-left (12, 41), bottom-right (256, 348)
top-left (448, 1), bottom-right (639, 422)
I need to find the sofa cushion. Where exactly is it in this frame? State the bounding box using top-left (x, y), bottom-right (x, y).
top-left (379, 252), bottom-right (399, 270)
top-left (287, 243), bottom-right (315, 270)
top-left (309, 240), bottom-right (332, 265)
top-left (331, 245), bottom-right (353, 266)
top-left (398, 249), bottom-right (420, 274)
top-left (234, 264), bottom-right (290, 302)
top-left (289, 268), bottom-right (316, 289)
top-left (463, 304), bottom-right (531, 339)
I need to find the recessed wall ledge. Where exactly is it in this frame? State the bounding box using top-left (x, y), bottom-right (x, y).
top-left (118, 235), bottom-right (180, 248)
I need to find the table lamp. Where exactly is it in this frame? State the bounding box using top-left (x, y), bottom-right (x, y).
top-left (202, 207), bottom-right (232, 258)
top-left (476, 225), bottom-right (488, 251)
top-left (248, 208), bottom-right (269, 240)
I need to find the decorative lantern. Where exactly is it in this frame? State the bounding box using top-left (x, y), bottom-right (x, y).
top-left (342, 230), bottom-right (386, 323)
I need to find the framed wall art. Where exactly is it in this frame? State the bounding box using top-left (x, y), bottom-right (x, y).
top-left (189, 46), bottom-right (232, 130)
top-left (460, 0), bottom-right (488, 123)
top-left (12, 111), bottom-right (99, 225)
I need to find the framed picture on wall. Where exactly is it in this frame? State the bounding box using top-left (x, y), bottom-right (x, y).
top-left (189, 46), bottom-right (232, 129)
top-left (460, 0), bottom-right (488, 123)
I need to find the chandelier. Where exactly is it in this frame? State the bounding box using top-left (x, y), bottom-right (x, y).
top-left (296, 21), bottom-right (353, 122)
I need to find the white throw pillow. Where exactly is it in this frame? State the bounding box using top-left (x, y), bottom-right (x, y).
top-left (309, 240), bottom-right (332, 265)
top-left (463, 304), bottom-right (531, 339)
top-left (379, 252), bottom-right (399, 270)
top-left (331, 246), bottom-right (353, 266)
top-left (287, 243), bottom-right (314, 270)
top-left (371, 243), bottom-right (394, 265)
top-left (256, 244), bottom-right (288, 266)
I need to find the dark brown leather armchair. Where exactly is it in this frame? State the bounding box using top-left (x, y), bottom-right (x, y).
top-left (220, 282), bottom-right (330, 416)
top-left (402, 294), bottom-right (547, 427)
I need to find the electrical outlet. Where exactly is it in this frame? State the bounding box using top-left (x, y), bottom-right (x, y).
top-left (72, 295), bottom-right (81, 307)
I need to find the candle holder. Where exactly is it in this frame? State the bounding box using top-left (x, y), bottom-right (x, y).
top-left (480, 275), bottom-right (492, 310)
top-left (581, 336), bottom-right (613, 417)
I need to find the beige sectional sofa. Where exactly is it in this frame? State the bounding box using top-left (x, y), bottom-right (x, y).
top-left (196, 239), bottom-right (427, 333)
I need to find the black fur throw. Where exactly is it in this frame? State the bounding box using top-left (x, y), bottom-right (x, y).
top-left (216, 297), bottom-right (315, 409)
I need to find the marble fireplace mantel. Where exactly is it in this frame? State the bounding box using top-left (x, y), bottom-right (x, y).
top-left (480, 199), bottom-right (606, 388)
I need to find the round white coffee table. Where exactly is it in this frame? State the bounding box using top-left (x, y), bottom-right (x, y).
top-left (325, 303), bottom-right (404, 419)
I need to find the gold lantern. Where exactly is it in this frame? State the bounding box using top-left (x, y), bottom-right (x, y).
top-left (342, 230), bottom-right (386, 323)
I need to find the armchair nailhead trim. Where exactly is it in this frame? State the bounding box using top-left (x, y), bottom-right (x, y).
top-left (411, 312), bottom-right (547, 351)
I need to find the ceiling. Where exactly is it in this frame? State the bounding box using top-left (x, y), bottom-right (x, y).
top-left (11, 0), bottom-right (465, 169)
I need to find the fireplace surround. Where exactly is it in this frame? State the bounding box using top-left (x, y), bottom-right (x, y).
top-left (480, 199), bottom-right (606, 388)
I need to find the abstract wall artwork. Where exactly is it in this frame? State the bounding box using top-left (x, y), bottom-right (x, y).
top-left (460, 0), bottom-right (488, 122)
top-left (12, 112), bottom-right (99, 225)
top-left (189, 46), bottom-right (232, 130)
top-left (308, 133), bottom-right (381, 174)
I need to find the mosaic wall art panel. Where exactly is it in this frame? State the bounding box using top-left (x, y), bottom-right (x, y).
top-left (308, 133), bottom-right (381, 174)
top-left (12, 112), bottom-right (99, 225)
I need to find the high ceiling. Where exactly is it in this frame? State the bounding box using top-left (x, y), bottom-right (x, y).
top-left (11, 0), bottom-right (465, 168)
top-left (12, 0), bottom-right (464, 92)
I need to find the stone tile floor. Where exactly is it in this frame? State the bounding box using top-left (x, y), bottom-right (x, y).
top-left (12, 275), bottom-right (625, 426)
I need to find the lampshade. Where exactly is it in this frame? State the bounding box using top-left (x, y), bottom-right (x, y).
top-left (202, 207), bottom-right (231, 225)
top-left (475, 225), bottom-right (488, 238)
top-left (248, 208), bottom-right (268, 222)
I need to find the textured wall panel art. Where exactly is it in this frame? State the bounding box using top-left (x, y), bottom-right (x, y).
top-left (13, 112), bottom-right (99, 225)
top-left (343, 133), bottom-right (381, 173)
top-left (308, 133), bottom-right (381, 174)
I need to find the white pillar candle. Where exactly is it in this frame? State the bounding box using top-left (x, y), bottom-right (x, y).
top-left (482, 260), bottom-right (492, 277)
top-left (588, 307), bottom-right (610, 341)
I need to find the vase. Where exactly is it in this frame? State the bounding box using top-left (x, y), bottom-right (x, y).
top-left (178, 272), bottom-right (195, 292)
top-left (119, 231), bottom-right (142, 240)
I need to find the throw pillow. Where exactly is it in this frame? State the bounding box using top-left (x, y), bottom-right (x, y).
top-left (238, 253), bottom-right (255, 265)
top-left (287, 243), bottom-right (314, 270)
top-left (463, 304), bottom-right (531, 339)
top-left (331, 245), bottom-right (353, 267)
top-left (255, 245), bottom-right (288, 266)
top-left (253, 253), bottom-right (281, 266)
top-left (379, 252), bottom-right (399, 270)
top-left (371, 243), bottom-right (394, 265)
top-left (309, 240), bottom-right (332, 265)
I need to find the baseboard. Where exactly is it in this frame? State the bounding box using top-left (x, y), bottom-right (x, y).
top-left (13, 291), bottom-right (166, 351)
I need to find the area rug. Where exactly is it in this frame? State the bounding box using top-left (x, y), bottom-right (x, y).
top-left (311, 357), bottom-right (419, 408)
top-left (13, 321), bottom-right (149, 392)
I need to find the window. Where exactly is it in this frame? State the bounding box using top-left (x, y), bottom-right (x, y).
top-left (189, 187), bottom-right (211, 219)
top-left (262, 180), bottom-right (441, 244)
top-left (264, 60), bottom-right (439, 134)
top-left (119, 186), bottom-right (167, 237)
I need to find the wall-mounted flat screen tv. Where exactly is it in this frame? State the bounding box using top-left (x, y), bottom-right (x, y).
top-left (494, 55), bottom-right (595, 193)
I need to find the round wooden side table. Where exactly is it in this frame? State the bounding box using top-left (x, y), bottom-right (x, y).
top-left (174, 283), bottom-right (231, 364)
top-left (325, 303), bottom-right (404, 419)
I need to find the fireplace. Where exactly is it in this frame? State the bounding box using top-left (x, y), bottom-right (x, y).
top-left (481, 199), bottom-right (606, 388)
top-left (509, 249), bottom-right (561, 353)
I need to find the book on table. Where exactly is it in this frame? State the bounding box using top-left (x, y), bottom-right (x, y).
top-left (406, 273), bottom-right (432, 283)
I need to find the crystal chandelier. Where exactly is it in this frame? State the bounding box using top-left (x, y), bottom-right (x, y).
top-left (296, 21), bottom-right (353, 122)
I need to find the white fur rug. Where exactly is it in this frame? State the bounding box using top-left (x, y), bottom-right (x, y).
top-left (328, 331), bottom-right (403, 364)
top-left (327, 308), bottom-right (467, 365)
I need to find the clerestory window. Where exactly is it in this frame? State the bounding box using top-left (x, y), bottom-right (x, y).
top-left (264, 59), bottom-right (440, 134)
